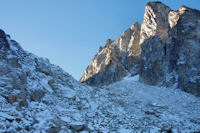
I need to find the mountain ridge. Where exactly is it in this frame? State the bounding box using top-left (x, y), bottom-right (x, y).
top-left (80, 1), bottom-right (200, 96)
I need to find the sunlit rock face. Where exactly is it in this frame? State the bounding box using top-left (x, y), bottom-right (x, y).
top-left (140, 2), bottom-right (171, 45)
top-left (80, 22), bottom-right (141, 86)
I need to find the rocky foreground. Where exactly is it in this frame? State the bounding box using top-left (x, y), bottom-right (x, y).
top-left (0, 1), bottom-right (200, 133)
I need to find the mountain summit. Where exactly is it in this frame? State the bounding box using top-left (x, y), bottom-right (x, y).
top-left (80, 2), bottom-right (200, 96)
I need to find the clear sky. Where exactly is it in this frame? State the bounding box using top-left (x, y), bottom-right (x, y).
top-left (0, 0), bottom-right (199, 80)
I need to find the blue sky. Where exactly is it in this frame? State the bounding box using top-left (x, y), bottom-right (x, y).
top-left (0, 0), bottom-right (199, 80)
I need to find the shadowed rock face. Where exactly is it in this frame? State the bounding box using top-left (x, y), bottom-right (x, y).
top-left (80, 22), bottom-right (141, 86)
top-left (81, 2), bottom-right (200, 96)
top-left (175, 6), bottom-right (200, 96)
top-left (0, 29), bottom-right (10, 49)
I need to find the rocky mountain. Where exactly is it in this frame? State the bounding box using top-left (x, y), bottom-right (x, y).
top-left (80, 22), bottom-right (141, 85)
top-left (0, 1), bottom-right (200, 133)
top-left (0, 29), bottom-right (200, 132)
top-left (80, 2), bottom-right (200, 96)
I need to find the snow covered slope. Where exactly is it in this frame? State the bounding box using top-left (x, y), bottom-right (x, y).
top-left (84, 75), bottom-right (200, 132)
top-left (0, 29), bottom-right (93, 132)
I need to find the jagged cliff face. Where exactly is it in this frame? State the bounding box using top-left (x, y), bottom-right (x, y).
top-left (140, 3), bottom-right (200, 96)
top-left (140, 2), bottom-right (171, 45)
top-left (81, 2), bottom-right (200, 96)
top-left (140, 2), bottom-right (171, 85)
top-left (80, 22), bottom-right (141, 85)
top-left (175, 6), bottom-right (200, 95)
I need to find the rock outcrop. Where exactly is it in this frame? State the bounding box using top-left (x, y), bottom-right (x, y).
top-left (140, 3), bottom-right (200, 96)
top-left (0, 29), bottom-right (10, 49)
top-left (139, 2), bottom-right (171, 45)
top-left (81, 2), bottom-right (200, 96)
top-left (80, 22), bottom-right (141, 85)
